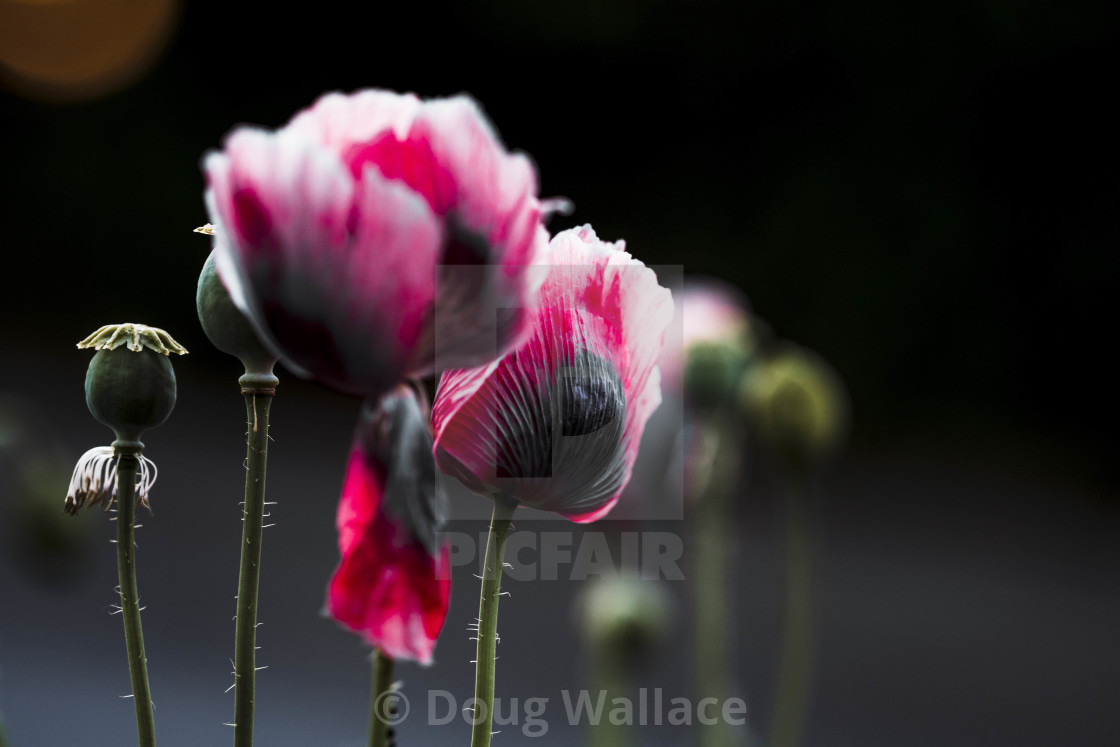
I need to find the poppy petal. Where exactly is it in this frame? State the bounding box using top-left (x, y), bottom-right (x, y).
top-left (204, 89), bottom-right (549, 399)
top-left (205, 128), bottom-right (443, 395)
top-left (327, 389), bottom-right (450, 664)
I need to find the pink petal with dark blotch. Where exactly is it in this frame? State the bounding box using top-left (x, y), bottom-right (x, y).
top-left (415, 97), bottom-right (545, 270)
top-left (402, 98), bottom-right (550, 377)
top-left (433, 226), bottom-right (673, 521)
top-left (205, 88), bottom-right (550, 395)
top-left (207, 128), bottom-right (354, 260)
top-left (539, 226), bottom-right (674, 468)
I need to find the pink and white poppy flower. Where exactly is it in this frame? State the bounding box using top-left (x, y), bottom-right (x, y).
top-left (326, 386), bottom-right (450, 664)
top-left (203, 89), bottom-right (549, 399)
top-left (432, 226), bottom-right (674, 522)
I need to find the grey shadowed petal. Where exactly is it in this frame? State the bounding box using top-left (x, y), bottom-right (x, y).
top-left (356, 388), bottom-right (447, 556)
top-left (493, 350), bottom-right (628, 516)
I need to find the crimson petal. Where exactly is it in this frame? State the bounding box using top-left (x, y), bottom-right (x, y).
top-left (327, 388), bottom-right (450, 664)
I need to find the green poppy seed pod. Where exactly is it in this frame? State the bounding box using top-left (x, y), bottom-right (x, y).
top-left (738, 343), bottom-right (849, 473)
top-left (196, 250), bottom-right (278, 387)
top-left (78, 324), bottom-right (186, 446)
top-left (576, 576), bottom-right (673, 670)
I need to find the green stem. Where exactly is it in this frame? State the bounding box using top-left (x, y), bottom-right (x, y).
top-left (114, 446), bottom-right (156, 747)
top-left (770, 479), bottom-right (815, 747)
top-left (695, 486), bottom-right (731, 747)
top-left (368, 649), bottom-right (394, 747)
top-left (234, 384), bottom-right (275, 747)
top-left (588, 645), bottom-right (628, 747)
top-left (470, 497), bottom-right (517, 747)
top-left (588, 530), bottom-right (632, 747)
top-left (694, 418), bottom-right (738, 747)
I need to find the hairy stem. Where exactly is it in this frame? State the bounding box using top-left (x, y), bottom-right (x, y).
top-left (115, 446), bottom-right (156, 747)
top-left (470, 497), bottom-right (517, 747)
top-left (233, 384), bottom-right (275, 747)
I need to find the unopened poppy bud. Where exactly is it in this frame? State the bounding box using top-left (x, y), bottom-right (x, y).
top-left (660, 278), bottom-right (764, 405)
top-left (683, 339), bottom-right (750, 411)
top-left (577, 576), bottom-right (673, 669)
top-left (196, 249), bottom-right (278, 384)
top-left (78, 323), bottom-right (186, 445)
top-left (738, 343), bottom-right (848, 472)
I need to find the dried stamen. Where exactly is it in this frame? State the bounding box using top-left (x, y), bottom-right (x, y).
top-left (64, 446), bottom-right (159, 515)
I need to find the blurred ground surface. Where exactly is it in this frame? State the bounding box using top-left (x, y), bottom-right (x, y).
top-left (1, 348), bottom-right (1116, 746)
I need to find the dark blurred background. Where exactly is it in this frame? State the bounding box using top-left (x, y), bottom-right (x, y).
top-left (1, 1), bottom-right (1117, 745)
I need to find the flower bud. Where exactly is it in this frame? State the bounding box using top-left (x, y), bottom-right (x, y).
top-left (196, 249), bottom-right (277, 382)
top-left (738, 343), bottom-right (848, 473)
top-left (576, 576), bottom-right (673, 670)
top-left (683, 339), bottom-right (750, 411)
top-left (78, 324), bottom-right (186, 445)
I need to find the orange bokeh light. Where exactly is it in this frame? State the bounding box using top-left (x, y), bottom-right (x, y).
top-left (0, 0), bottom-right (181, 102)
